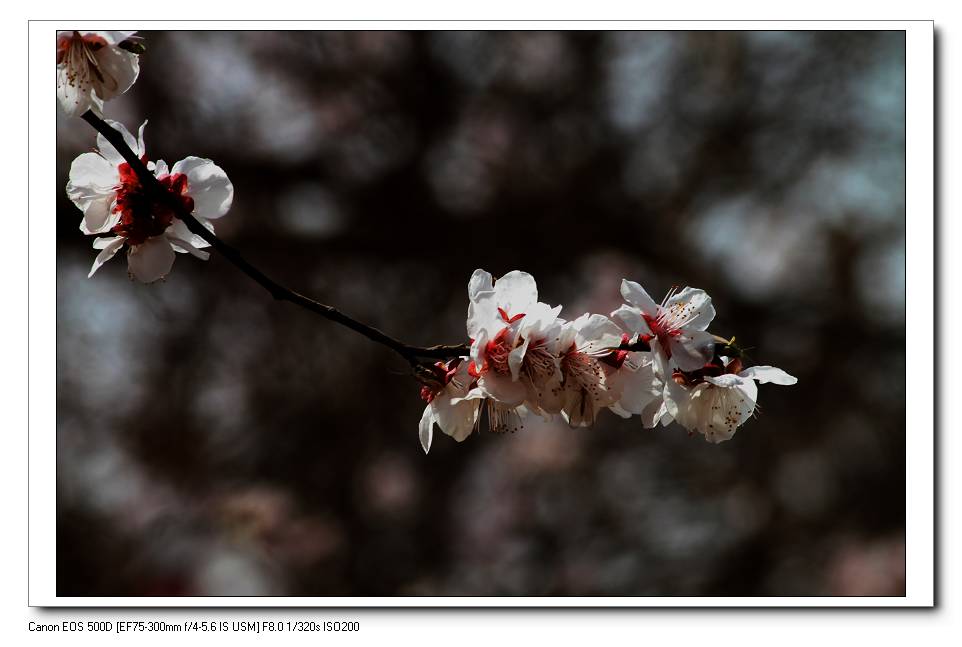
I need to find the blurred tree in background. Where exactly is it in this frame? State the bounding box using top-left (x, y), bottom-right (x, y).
top-left (56, 30), bottom-right (905, 596)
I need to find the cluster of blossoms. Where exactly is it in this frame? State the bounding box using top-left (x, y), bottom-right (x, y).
top-left (57, 32), bottom-right (796, 454)
top-left (417, 270), bottom-right (796, 453)
top-left (60, 32), bottom-right (234, 282)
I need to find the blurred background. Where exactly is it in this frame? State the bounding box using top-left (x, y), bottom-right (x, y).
top-left (55, 30), bottom-right (905, 597)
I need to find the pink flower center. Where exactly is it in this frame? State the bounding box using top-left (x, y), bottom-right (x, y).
top-left (642, 312), bottom-right (682, 359)
top-left (483, 328), bottom-right (513, 376)
top-left (467, 309), bottom-right (526, 378)
top-left (468, 327), bottom-right (513, 378)
top-left (642, 313), bottom-right (683, 339)
top-left (111, 162), bottom-right (194, 246)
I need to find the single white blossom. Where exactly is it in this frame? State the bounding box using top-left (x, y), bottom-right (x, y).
top-left (604, 340), bottom-right (666, 427)
top-left (556, 313), bottom-right (625, 427)
top-left (464, 270), bottom-right (563, 408)
top-left (666, 363), bottom-right (797, 443)
top-left (614, 280), bottom-right (717, 372)
top-left (57, 31), bottom-right (141, 117)
top-left (66, 120), bottom-right (234, 282)
top-left (417, 359), bottom-right (481, 454)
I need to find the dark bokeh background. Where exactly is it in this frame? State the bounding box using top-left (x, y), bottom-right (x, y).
top-left (56, 31), bottom-right (906, 596)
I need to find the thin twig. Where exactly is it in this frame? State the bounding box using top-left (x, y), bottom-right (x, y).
top-left (81, 111), bottom-right (470, 364)
top-left (80, 112), bottom-right (652, 364)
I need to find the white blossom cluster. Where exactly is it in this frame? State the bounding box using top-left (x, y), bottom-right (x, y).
top-left (417, 270), bottom-right (796, 453)
top-left (59, 32), bottom-right (234, 282)
top-left (55, 32), bottom-right (797, 452)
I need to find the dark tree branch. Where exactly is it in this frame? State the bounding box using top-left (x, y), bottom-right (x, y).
top-left (79, 112), bottom-right (654, 367)
top-left (81, 111), bottom-right (470, 364)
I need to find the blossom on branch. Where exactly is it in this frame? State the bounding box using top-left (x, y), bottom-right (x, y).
top-left (602, 333), bottom-right (665, 427)
top-left (556, 314), bottom-right (625, 427)
top-left (57, 31), bottom-right (141, 117)
top-left (66, 120), bottom-right (234, 282)
top-left (614, 280), bottom-right (717, 372)
top-left (465, 270), bottom-right (563, 409)
top-left (417, 359), bottom-right (480, 454)
top-left (665, 359), bottom-right (797, 443)
top-left (415, 270), bottom-right (796, 450)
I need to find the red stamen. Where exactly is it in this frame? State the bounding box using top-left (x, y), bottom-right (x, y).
top-left (498, 308), bottom-right (526, 324)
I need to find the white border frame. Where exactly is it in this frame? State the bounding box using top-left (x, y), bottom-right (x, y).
top-left (28, 20), bottom-right (933, 607)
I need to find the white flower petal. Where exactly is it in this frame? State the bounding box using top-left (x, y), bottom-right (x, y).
top-left (648, 338), bottom-right (671, 380)
top-left (556, 319), bottom-right (579, 354)
top-left (171, 157), bottom-right (234, 219)
top-left (97, 120), bottom-right (141, 167)
top-left (451, 387), bottom-right (487, 404)
top-left (87, 237), bottom-right (125, 277)
top-left (740, 366), bottom-right (798, 385)
top-left (668, 329), bottom-right (716, 372)
top-left (92, 235), bottom-right (121, 250)
top-left (469, 330), bottom-right (488, 369)
top-left (92, 45), bottom-right (140, 102)
top-left (88, 31), bottom-right (137, 45)
top-left (76, 195), bottom-right (116, 235)
top-left (526, 373), bottom-right (565, 415)
top-left (612, 357), bottom-right (661, 415)
top-left (167, 219), bottom-right (213, 251)
top-left (620, 279), bottom-right (659, 315)
top-left (516, 302), bottom-right (563, 340)
top-left (663, 378), bottom-right (692, 422)
top-left (478, 372), bottom-right (527, 406)
top-left (56, 65), bottom-right (93, 117)
top-left (611, 304), bottom-right (651, 336)
top-left (608, 402), bottom-right (633, 419)
top-left (573, 314), bottom-right (623, 352)
top-left (492, 270), bottom-right (538, 315)
top-left (704, 373), bottom-right (746, 389)
top-left (126, 236), bottom-right (175, 283)
top-left (67, 153), bottom-right (117, 193)
top-left (67, 152), bottom-right (119, 233)
top-left (79, 203), bottom-right (120, 235)
top-left (67, 151), bottom-right (118, 192)
top-left (664, 287), bottom-right (715, 331)
top-left (466, 291), bottom-right (499, 339)
top-left (641, 396), bottom-right (670, 429)
top-left (507, 336), bottom-right (529, 382)
top-left (433, 391), bottom-right (480, 443)
top-left (166, 234), bottom-right (211, 260)
top-left (561, 384), bottom-right (600, 428)
top-left (135, 120), bottom-right (148, 157)
top-left (150, 159), bottom-right (169, 176)
top-left (694, 381), bottom-right (757, 443)
top-left (468, 269), bottom-right (494, 300)
top-left (418, 406), bottom-right (435, 454)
